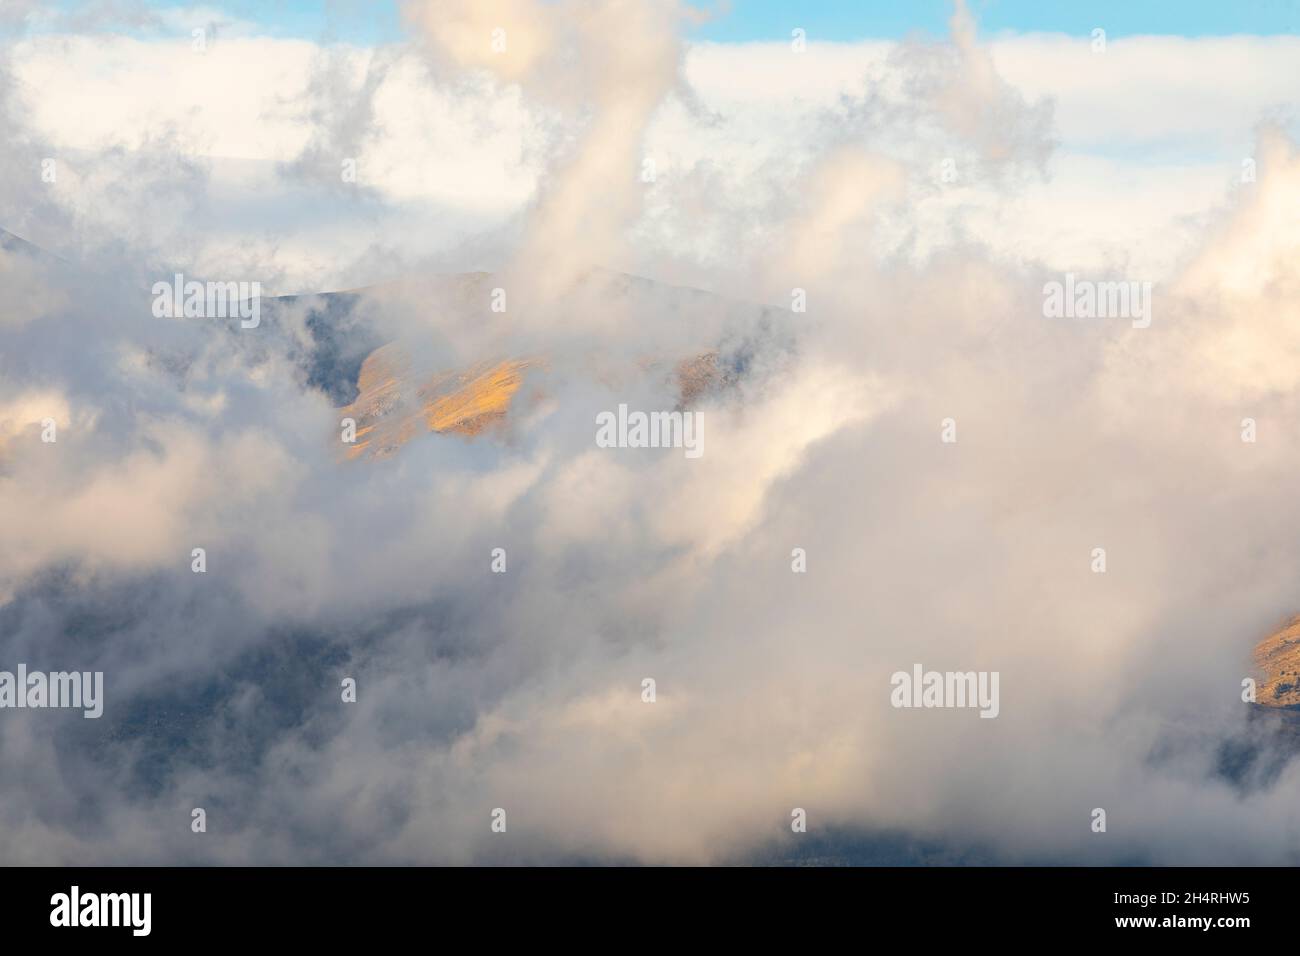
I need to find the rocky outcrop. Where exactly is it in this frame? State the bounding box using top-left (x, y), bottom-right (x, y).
top-left (1218, 619), bottom-right (1300, 787)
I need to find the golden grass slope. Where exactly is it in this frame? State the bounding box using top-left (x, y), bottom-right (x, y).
top-left (1253, 615), bottom-right (1300, 708)
top-left (339, 344), bottom-right (535, 460)
top-left (337, 343), bottom-right (730, 461)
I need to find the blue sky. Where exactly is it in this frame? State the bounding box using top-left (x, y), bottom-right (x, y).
top-left (38, 0), bottom-right (1300, 42)
top-left (692, 0), bottom-right (1300, 41)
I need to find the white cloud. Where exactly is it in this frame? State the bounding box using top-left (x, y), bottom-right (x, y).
top-left (2, 3), bottom-right (1300, 866)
